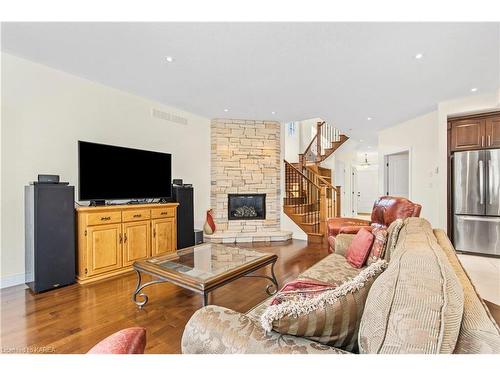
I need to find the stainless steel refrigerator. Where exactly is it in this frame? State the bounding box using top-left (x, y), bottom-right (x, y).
top-left (453, 149), bottom-right (500, 256)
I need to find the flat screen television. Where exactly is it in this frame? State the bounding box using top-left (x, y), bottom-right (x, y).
top-left (78, 141), bottom-right (172, 201)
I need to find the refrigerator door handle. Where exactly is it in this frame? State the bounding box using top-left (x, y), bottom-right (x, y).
top-left (488, 159), bottom-right (493, 205)
top-left (479, 159), bottom-right (484, 204)
top-left (456, 215), bottom-right (500, 222)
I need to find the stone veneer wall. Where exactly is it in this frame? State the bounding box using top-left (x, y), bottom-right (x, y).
top-left (211, 118), bottom-right (281, 233)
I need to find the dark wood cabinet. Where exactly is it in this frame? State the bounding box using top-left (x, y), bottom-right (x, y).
top-left (450, 118), bottom-right (485, 151)
top-left (485, 116), bottom-right (500, 148)
top-left (450, 114), bottom-right (500, 151)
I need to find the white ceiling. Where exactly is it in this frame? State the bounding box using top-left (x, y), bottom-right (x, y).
top-left (2, 22), bottom-right (499, 146)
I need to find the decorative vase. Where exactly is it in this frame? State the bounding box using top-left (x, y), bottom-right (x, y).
top-left (203, 209), bottom-right (216, 235)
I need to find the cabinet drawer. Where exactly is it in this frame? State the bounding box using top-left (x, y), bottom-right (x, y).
top-left (151, 207), bottom-right (175, 219)
top-left (86, 211), bottom-right (122, 226)
top-left (122, 209), bottom-right (151, 222)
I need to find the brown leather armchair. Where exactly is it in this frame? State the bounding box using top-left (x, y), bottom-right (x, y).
top-left (327, 196), bottom-right (421, 251)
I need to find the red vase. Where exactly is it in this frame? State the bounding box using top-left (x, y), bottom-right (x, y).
top-left (203, 209), bottom-right (216, 235)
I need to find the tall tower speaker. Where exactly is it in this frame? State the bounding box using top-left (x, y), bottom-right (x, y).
top-left (172, 184), bottom-right (194, 249)
top-left (25, 183), bottom-right (76, 292)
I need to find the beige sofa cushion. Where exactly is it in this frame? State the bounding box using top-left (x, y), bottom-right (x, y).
top-left (260, 260), bottom-right (388, 352)
top-left (299, 253), bottom-right (363, 285)
top-left (358, 218), bottom-right (464, 354)
top-left (247, 253), bottom-right (362, 323)
top-left (433, 229), bottom-right (500, 354)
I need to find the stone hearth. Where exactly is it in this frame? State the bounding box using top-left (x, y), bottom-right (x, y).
top-left (209, 118), bottom-right (291, 243)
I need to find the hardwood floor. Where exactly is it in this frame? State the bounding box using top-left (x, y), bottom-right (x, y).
top-left (0, 239), bottom-right (329, 354)
top-left (2, 239), bottom-right (499, 355)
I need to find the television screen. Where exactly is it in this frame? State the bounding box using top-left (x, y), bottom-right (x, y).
top-left (78, 141), bottom-right (172, 201)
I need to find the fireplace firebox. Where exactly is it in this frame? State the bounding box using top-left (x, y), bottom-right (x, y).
top-left (228, 194), bottom-right (266, 220)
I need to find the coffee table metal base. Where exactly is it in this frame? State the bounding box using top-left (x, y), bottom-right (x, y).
top-left (132, 260), bottom-right (278, 309)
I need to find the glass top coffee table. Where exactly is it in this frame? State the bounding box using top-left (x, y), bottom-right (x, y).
top-left (132, 243), bottom-right (278, 308)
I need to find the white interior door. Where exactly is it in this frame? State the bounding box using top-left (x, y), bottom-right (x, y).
top-left (354, 168), bottom-right (379, 214)
top-left (385, 152), bottom-right (409, 198)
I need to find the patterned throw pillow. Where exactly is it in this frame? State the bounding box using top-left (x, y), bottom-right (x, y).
top-left (270, 279), bottom-right (337, 305)
top-left (384, 219), bottom-right (404, 262)
top-left (260, 260), bottom-right (388, 352)
top-left (366, 227), bottom-right (388, 265)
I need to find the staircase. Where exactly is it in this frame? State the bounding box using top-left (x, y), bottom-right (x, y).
top-left (284, 121), bottom-right (349, 243)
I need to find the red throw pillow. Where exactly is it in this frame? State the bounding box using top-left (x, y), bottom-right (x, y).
top-left (271, 279), bottom-right (336, 305)
top-left (87, 327), bottom-right (147, 354)
top-left (346, 228), bottom-right (375, 268)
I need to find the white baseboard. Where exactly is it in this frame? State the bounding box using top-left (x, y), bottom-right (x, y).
top-left (0, 273), bottom-right (26, 289)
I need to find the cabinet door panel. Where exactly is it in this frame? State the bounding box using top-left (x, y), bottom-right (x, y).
top-left (87, 224), bottom-right (122, 276)
top-left (486, 116), bottom-right (500, 148)
top-left (451, 119), bottom-right (485, 151)
top-left (123, 221), bottom-right (151, 266)
top-left (152, 218), bottom-right (176, 256)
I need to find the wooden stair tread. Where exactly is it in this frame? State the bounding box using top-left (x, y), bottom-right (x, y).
top-left (291, 211), bottom-right (320, 216)
top-left (306, 232), bottom-right (323, 237)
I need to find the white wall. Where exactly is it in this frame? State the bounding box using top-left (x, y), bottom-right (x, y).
top-left (1, 53), bottom-right (211, 285)
top-left (378, 111), bottom-right (440, 226)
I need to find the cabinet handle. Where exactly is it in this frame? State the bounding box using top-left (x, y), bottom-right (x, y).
top-left (133, 214), bottom-right (142, 218)
top-left (124, 234), bottom-right (127, 243)
top-left (488, 135), bottom-right (491, 146)
top-left (153, 229), bottom-right (156, 237)
top-left (161, 211), bottom-right (168, 215)
top-left (101, 216), bottom-right (111, 221)
top-left (481, 136), bottom-right (485, 147)
top-left (119, 233), bottom-right (123, 243)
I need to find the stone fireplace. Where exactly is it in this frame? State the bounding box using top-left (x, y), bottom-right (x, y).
top-left (228, 193), bottom-right (266, 220)
top-left (207, 118), bottom-right (291, 243)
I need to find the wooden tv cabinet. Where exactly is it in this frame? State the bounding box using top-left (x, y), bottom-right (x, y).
top-left (75, 203), bottom-right (179, 284)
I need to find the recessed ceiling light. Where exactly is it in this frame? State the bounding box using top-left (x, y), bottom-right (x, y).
top-left (271, 111), bottom-right (276, 115)
top-left (471, 87), bottom-right (478, 92)
top-left (165, 56), bottom-right (174, 63)
top-left (359, 139), bottom-right (364, 143)
top-left (368, 146), bottom-right (372, 149)
top-left (223, 108), bottom-right (229, 112)
top-left (415, 53), bottom-right (424, 59)
top-left (367, 117), bottom-right (372, 121)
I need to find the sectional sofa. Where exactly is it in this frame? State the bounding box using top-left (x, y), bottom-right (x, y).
top-left (181, 218), bottom-right (500, 354)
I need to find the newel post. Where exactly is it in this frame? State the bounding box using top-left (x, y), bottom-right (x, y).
top-left (319, 185), bottom-right (328, 235)
top-left (335, 185), bottom-right (341, 217)
top-left (316, 121), bottom-right (322, 163)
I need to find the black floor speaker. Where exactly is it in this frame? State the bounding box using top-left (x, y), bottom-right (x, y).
top-left (172, 184), bottom-right (194, 249)
top-left (25, 183), bottom-right (76, 292)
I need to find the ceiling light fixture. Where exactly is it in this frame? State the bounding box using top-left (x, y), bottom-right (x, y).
top-left (367, 117), bottom-right (372, 121)
top-left (415, 53), bottom-right (424, 59)
top-left (223, 108), bottom-right (229, 112)
top-left (359, 153), bottom-right (371, 168)
top-left (271, 111), bottom-right (276, 115)
top-left (165, 56), bottom-right (174, 63)
top-left (359, 139), bottom-right (364, 143)
top-left (471, 87), bottom-right (478, 92)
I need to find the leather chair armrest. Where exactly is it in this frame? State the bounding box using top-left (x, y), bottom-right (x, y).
top-left (327, 218), bottom-right (371, 237)
top-left (181, 305), bottom-right (349, 354)
top-left (338, 225), bottom-right (373, 235)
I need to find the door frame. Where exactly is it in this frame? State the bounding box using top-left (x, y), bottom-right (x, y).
top-left (383, 148), bottom-right (412, 199)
